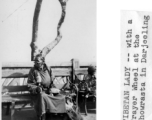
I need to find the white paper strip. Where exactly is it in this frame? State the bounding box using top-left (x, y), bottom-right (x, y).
top-left (121, 11), bottom-right (152, 120)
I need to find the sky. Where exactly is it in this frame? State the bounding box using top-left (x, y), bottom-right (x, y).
top-left (0, 0), bottom-right (96, 63)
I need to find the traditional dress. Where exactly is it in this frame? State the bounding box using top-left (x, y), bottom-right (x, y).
top-left (27, 64), bottom-right (66, 117)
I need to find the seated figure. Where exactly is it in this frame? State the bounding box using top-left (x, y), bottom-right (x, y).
top-left (28, 54), bottom-right (83, 120)
top-left (27, 54), bottom-right (67, 120)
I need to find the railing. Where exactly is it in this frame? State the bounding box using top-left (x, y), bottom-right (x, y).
top-left (2, 59), bottom-right (96, 87)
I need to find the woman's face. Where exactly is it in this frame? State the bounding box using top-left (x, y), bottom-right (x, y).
top-left (34, 57), bottom-right (43, 69)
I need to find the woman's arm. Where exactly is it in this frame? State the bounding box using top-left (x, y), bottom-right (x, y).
top-left (27, 68), bottom-right (40, 94)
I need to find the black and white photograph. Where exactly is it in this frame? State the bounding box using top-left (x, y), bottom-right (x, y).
top-left (0, 0), bottom-right (96, 120)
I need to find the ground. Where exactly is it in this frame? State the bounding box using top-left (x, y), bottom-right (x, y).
top-left (2, 101), bottom-right (96, 120)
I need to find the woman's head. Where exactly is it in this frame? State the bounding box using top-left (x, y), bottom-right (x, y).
top-left (88, 65), bottom-right (96, 75)
top-left (34, 54), bottom-right (45, 69)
